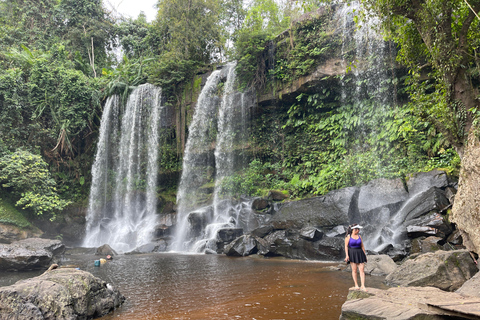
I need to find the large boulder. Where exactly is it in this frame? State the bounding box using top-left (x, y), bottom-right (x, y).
top-left (363, 254), bottom-right (397, 276)
top-left (270, 186), bottom-right (357, 228)
top-left (264, 230), bottom-right (344, 260)
top-left (396, 187), bottom-right (450, 224)
top-left (0, 268), bottom-right (125, 319)
top-left (224, 235), bottom-right (259, 256)
top-left (406, 170), bottom-right (451, 196)
top-left (340, 286), bottom-right (480, 320)
top-left (451, 131), bottom-right (480, 254)
top-left (0, 238), bottom-right (65, 271)
top-left (385, 250), bottom-right (478, 291)
top-left (95, 244), bottom-right (117, 256)
top-left (409, 236), bottom-right (444, 255)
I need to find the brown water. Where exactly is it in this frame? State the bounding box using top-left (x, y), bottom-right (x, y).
top-left (0, 253), bottom-right (387, 320)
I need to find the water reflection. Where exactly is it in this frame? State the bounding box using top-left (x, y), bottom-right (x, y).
top-left (0, 253), bottom-right (387, 319)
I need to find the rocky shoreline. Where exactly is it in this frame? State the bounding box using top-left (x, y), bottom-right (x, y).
top-left (339, 249), bottom-right (480, 319)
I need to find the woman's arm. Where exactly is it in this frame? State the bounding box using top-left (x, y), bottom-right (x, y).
top-left (360, 235), bottom-right (366, 254)
top-left (344, 236), bottom-right (350, 261)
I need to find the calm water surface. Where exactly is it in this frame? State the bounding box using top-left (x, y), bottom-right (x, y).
top-left (0, 253), bottom-right (387, 320)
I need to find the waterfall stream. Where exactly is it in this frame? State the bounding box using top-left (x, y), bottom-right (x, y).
top-left (83, 84), bottom-right (163, 252)
top-left (174, 63), bottom-right (255, 253)
top-left (337, 3), bottom-right (399, 251)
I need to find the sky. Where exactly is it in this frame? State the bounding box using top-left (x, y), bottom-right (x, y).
top-left (104, 0), bottom-right (158, 22)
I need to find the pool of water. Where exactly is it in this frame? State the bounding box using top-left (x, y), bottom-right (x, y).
top-left (0, 253), bottom-right (387, 320)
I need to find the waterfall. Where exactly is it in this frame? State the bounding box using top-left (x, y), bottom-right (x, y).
top-left (337, 3), bottom-right (398, 250)
top-left (84, 84), bottom-right (163, 252)
top-left (174, 63), bottom-right (253, 252)
top-left (173, 68), bottom-right (223, 252)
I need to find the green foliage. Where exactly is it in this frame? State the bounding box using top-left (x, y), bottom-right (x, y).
top-left (0, 196), bottom-right (32, 228)
top-left (153, 0), bottom-right (223, 64)
top-left (360, 0), bottom-right (480, 152)
top-left (0, 150), bottom-right (70, 219)
top-left (233, 0), bottom-right (292, 89)
top-left (272, 9), bottom-right (338, 84)
top-left (219, 160), bottom-right (288, 197)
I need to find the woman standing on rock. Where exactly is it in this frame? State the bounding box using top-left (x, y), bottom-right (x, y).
top-left (344, 224), bottom-right (368, 291)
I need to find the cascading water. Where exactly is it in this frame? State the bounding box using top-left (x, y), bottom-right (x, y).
top-left (173, 68), bottom-right (223, 252)
top-left (84, 84), bottom-right (163, 252)
top-left (174, 63), bottom-right (256, 252)
top-left (337, 3), bottom-right (399, 251)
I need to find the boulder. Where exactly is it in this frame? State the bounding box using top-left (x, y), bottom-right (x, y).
top-left (224, 235), bottom-right (259, 256)
top-left (217, 228), bottom-right (243, 242)
top-left (95, 244), bottom-right (117, 256)
top-left (299, 226), bottom-right (323, 241)
top-left (378, 242), bottom-right (410, 262)
top-left (406, 226), bottom-right (443, 239)
top-left (406, 212), bottom-right (452, 238)
top-left (398, 187), bottom-right (450, 223)
top-left (250, 225), bottom-right (274, 238)
top-left (267, 190), bottom-right (289, 201)
top-left (363, 254), bottom-right (398, 276)
top-left (0, 268), bottom-right (124, 319)
top-left (271, 186), bottom-right (357, 228)
top-left (0, 238), bottom-right (65, 271)
top-left (251, 198), bottom-right (271, 212)
top-left (406, 170), bottom-right (450, 196)
top-left (451, 131), bottom-right (480, 255)
top-left (410, 236), bottom-right (443, 254)
top-left (385, 250), bottom-right (478, 291)
top-left (340, 286), bottom-right (480, 320)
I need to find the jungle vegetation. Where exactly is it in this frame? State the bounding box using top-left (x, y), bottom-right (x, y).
top-left (0, 0), bottom-right (477, 224)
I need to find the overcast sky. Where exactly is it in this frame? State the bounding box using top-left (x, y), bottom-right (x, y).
top-left (104, 0), bottom-right (158, 22)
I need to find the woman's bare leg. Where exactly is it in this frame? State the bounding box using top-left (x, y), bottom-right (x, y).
top-left (350, 263), bottom-right (359, 289)
top-left (358, 263), bottom-right (366, 291)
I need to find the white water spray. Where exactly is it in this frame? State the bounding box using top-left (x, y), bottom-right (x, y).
top-left (84, 84), bottom-right (163, 252)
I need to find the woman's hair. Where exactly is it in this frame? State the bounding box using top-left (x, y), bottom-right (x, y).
top-left (346, 224), bottom-right (359, 237)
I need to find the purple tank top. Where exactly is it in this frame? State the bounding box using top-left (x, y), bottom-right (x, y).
top-left (348, 236), bottom-right (362, 248)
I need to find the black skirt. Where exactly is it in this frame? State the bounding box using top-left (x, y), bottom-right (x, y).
top-left (348, 247), bottom-right (367, 264)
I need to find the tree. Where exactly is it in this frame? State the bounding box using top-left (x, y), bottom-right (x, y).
top-left (360, 0), bottom-right (480, 157)
top-left (0, 150), bottom-right (70, 219)
top-left (153, 0), bottom-right (223, 64)
top-left (56, 0), bottom-right (117, 76)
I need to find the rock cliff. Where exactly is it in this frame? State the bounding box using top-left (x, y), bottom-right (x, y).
top-left (451, 130), bottom-right (480, 255)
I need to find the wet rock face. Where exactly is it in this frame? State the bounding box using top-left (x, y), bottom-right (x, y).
top-left (187, 207), bottom-right (214, 238)
top-left (385, 250), bottom-right (478, 291)
top-left (271, 186), bottom-right (357, 229)
top-left (0, 268), bottom-right (125, 319)
top-left (224, 169), bottom-right (458, 261)
top-left (0, 238), bottom-right (64, 271)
